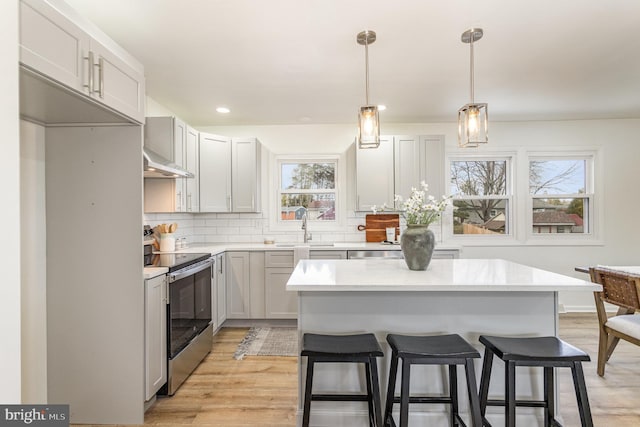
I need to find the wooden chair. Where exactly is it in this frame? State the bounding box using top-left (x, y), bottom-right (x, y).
top-left (589, 266), bottom-right (640, 376)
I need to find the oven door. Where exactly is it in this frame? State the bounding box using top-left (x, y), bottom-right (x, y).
top-left (167, 259), bottom-right (213, 359)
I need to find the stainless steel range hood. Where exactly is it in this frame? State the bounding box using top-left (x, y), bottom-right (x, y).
top-left (143, 147), bottom-right (194, 178)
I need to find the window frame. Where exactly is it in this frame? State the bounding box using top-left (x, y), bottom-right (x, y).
top-left (444, 147), bottom-right (602, 246)
top-left (269, 154), bottom-right (346, 233)
top-left (525, 151), bottom-right (598, 244)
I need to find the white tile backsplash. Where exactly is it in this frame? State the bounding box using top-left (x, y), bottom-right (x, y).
top-left (143, 211), bottom-right (443, 245)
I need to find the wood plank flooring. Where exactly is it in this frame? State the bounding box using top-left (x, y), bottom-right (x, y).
top-left (75, 313), bottom-right (639, 426)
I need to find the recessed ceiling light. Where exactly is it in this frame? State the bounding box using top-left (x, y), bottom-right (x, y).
top-left (378, 105), bottom-right (387, 111)
top-left (216, 107), bottom-right (230, 114)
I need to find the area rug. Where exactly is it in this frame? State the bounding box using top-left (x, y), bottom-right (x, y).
top-left (233, 327), bottom-right (298, 360)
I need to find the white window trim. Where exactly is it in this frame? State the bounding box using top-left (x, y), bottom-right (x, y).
top-left (445, 151), bottom-right (518, 245)
top-left (524, 149), bottom-right (602, 245)
top-left (267, 153), bottom-right (347, 233)
top-left (443, 146), bottom-right (604, 247)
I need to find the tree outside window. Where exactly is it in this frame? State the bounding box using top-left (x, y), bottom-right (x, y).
top-left (450, 160), bottom-right (510, 235)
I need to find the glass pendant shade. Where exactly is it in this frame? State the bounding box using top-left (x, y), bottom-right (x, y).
top-left (458, 103), bottom-right (488, 148)
top-left (358, 105), bottom-right (380, 148)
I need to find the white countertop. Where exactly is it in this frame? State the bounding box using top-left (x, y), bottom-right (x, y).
top-left (151, 241), bottom-right (461, 255)
top-left (286, 258), bottom-right (601, 292)
top-left (143, 267), bottom-right (168, 279)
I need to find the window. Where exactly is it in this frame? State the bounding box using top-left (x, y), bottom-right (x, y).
top-left (529, 157), bottom-right (593, 235)
top-left (278, 160), bottom-right (337, 221)
top-left (450, 158), bottom-right (512, 235)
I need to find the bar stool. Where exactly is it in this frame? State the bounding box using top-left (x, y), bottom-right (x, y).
top-left (301, 333), bottom-right (384, 427)
top-left (384, 333), bottom-right (483, 427)
top-left (478, 335), bottom-right (593, 427)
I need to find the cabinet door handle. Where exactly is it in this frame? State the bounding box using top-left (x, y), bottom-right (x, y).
top-left (97, 57), bottom-right (104, 98)
top-left (176, 191), bottom-right (182, 210)
top-left (187, 193), bottom-right (192, 211)
top-left (83, 51), bottom-right (94, 94)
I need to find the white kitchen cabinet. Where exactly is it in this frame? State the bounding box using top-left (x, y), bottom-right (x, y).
top-left (226, 252), bottom-right (250, 318)
top-left (173, 119), bottom-right (187, 212)
top-left (144, 273), bottom-right (167, 401)
top-left (19, 0), bottom-right (145, 123)
top-left (199, 136), bottom-right (261, 213)
top-left (356, 136), bottom-right (394, 211)
top-left (309, 250), bottom-right (347, 260)
top-left (232, 137), bottom-right (261, 212)
top-left (185, 126), bottom-right (199, 212)
top-left (215, 253), bottom-right (226, 328)
top-left (395, 135), bottom-right (445, 201)
top-left (225, 251), bottom-right (265, 319)
top-left (144, 116), bottom-right (195, 212)
top-left (356, 135), bottom-right (445, 210)
top-left (199, 133), bottom-right (232, 212)
top-left (264, 251), bottom-right (296, 319)
top-left (19, 0), bottom-right (89, 91)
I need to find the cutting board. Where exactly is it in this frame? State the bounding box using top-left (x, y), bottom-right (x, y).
top-left (364, 214), bottom-right (400, 242)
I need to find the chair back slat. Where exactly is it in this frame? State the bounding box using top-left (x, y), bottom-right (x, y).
top-left (591, 267), bottom-right (640, 311)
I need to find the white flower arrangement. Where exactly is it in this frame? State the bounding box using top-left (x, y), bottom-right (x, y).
top-left (373, 181), bottom-right (451, 226)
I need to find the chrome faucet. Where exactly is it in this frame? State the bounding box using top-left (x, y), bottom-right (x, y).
top-left (301, 211), bottom-right (312, 243)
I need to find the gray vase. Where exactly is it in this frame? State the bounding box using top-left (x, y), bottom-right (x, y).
top-left (400, 225), bottom-right (435, 271)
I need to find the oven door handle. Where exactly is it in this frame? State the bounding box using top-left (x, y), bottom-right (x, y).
top-left (168, 258), bottom-right (214, 282)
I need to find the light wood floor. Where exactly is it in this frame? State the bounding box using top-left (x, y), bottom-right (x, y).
top-left (76, 313), bottom-right (639, 426)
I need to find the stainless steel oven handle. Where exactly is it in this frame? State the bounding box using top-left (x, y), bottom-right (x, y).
top-left (168, 258), bottom-right (214, 282)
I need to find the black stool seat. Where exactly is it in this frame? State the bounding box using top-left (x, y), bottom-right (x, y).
top-left (301, 333), bottom-right (384, 427)
top-left (384, 334), bottom-right (483, 427)
top-left (478, 335), bottom-right (593, 427)
top-left (302, 333), bottom-right (384, 357)
top-left (389, 333), bottom-right (480, 359)
top-left (479, 335), bottom-right (590, 362)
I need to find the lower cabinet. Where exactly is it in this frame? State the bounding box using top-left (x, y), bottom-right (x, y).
top-left (309, 250), bottom-right (347, 260)
top-left (226, 251), bottom-right (265, 318)
top-left (211, 253), bottom-right (227, 331)
top-left (216, 253), bottom-right (226, 327)
top-left (144, 274), bottom-right (167, 401)
top-left (265, 251), bottom-right (297, 319)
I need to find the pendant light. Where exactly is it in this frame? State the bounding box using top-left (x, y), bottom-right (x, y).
top-left (458, 28), bottom-right (488, 148)
top-left (357, 30), bottom-right (380, 149)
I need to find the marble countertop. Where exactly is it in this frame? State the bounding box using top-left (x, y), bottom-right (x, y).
top-left (286, 258), bottom-right (601, 292)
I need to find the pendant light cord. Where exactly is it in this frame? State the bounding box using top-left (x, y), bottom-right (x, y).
top-left (470, 38), bottom-right (475, 104)
top-left (364, 35), bottom-right (370, 106)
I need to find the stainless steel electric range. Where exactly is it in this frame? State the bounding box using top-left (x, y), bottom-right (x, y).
top-left (146, 249), bottom-right (214, 396)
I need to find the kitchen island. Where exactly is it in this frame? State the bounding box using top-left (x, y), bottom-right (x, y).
top-left (286, 258), bottom-right (600, 427)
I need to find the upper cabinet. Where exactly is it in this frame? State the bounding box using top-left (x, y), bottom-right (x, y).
top-left (356, 136), bottom-right (394, 211)
top-left (19, 0), bottom-right (145, 123)
top-left (231, 138), bottom-right (261, 212)
top-left (143, 117), bottom-right (200, 213)
top-left (200, 135), bottom-right (261, 213)
top-left (185, 126), bottom-right (200, 212)
top-left (199, 133), bottom-right (232, 212)
top-left (355, 135), bottom-right (445, 211)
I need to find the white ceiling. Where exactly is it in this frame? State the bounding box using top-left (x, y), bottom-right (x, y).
top-left (65, 0), bottom-right (640, 127)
